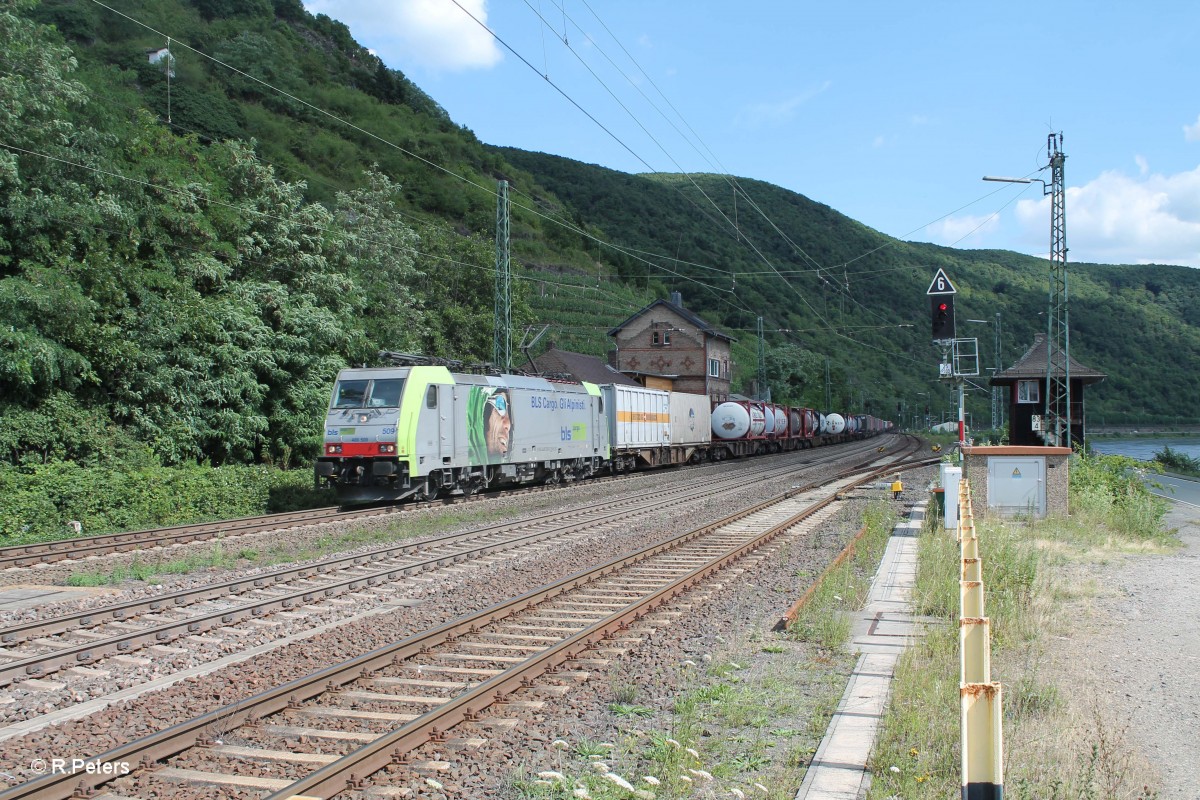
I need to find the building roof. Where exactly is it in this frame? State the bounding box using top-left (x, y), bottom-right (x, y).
top-left (519, 346), bottom-right (639, 386)
top-left (607, 297), bottom-right (735, 343)
top-left (990, 333), bottom-right (1107, 386)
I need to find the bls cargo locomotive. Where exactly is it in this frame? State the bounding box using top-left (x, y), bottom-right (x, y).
top-left (315, 365), bottom-right (892, 505)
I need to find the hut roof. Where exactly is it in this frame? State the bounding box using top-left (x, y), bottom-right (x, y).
top-left (991, 333), bottom-right (1106, 386)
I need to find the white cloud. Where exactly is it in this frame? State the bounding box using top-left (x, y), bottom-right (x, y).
top-left (925, 214), bottom-right (1000, 246)
top-left (734, 81), bottom-right (831, 129)
top-left (1134, 154), bottom-right (1149, 176)
top-left (1185, 113), bottom-right (1200, 142)
top-left (304, 0), bottom-right (502, 72)
top-left (1014, 167), bottom-right (1200, 266)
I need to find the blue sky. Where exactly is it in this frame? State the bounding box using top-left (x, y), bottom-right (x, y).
top-left (304, 1), bottom-right (1200, 268)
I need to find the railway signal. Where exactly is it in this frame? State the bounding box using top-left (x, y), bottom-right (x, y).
top-left (932, 296), bottom-right (956, 339)
top-left (927, 268), bottom-right (957, 342)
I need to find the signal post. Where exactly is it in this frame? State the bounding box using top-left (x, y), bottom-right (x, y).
top-left (928, 269), bottom-right (975, 449)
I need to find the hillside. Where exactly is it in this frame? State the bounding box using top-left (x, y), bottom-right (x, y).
top-left (2, 0), bottom-right (1197, 477)
top-left (502, 150), bottom-right (1200, 427)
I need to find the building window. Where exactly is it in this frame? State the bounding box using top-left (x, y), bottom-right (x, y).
top-left (1017, 380), bottom-right (1040, 404)
top-left (652, 329), bottom-right (671, 346)
top-left (708, 358), bottom-right (720, 378)
top-left (652, 331), bottom-right (659, 346)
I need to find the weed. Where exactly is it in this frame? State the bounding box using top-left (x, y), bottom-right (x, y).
top-left (611, 680), bottom-right (639, 705)
top-left (609, 703), bottom-right (654, 718)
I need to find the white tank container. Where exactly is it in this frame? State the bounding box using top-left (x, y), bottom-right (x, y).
top-left (712, 402), bottom-right (749, 439)
top-left (711, 401), bottom-right (766, 440)
top-left (825, 413), bottom-right (846, 435)
top-left (771, 406), bottom-right (788, 436)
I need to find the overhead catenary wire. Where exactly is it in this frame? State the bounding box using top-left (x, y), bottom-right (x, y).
top-left (75, 1), bottom-right (994, 372)
top-left (511, 1), bottom-right (930, 353)
top-left (505, 0), bottom-right (836, 330)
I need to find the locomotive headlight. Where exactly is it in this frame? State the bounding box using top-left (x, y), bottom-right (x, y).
top-left (379, 444), bottom-right (396, 454)
top-left (326, 444), bottom-right (342, 455)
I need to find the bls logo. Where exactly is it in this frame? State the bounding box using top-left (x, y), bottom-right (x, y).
top-left (560, 426), bottom-right (574, 441)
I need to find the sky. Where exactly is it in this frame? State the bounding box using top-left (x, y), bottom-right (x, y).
top-left (303, 0), bottom-right (1200, 269)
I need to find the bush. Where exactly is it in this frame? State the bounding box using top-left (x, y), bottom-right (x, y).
top-left (0, 462), bottom-right (328, 546)
top-left (1070, 449), bottom-right (1166, 539)
top-left (1154, 444), bottom-right (1200, 477)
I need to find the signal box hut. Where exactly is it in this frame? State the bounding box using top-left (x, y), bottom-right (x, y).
top-left (607, 292), bottom-right (734, 401)
top-left (990, 333), bottom-right (1106, 448)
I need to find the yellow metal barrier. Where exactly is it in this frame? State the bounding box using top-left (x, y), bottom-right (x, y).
top-left (955, 478), bottom-right (1003, 798)
top-left (960, 616), bottom-right (991, 684)
top-left (961, 682), bottom-right (1004, 799)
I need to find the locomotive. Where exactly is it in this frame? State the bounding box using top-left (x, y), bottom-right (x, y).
top-left (315, 365), bottom-right (893, 505)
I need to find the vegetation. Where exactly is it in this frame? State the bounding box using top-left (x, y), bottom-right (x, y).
top-left (1154, 445), bottom-right (1200, 478)
top-left (0, 460), bottom-right (324, 544)
top-left (869, 451), bottom-right (1170, 799)
top-left (2, 0), bottom-right (1198, 539)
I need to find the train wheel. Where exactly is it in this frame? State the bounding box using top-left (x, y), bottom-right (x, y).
top-left (414, 477), bottom-right (437, 502)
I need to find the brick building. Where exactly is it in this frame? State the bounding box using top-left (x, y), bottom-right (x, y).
top-left (607, 292), bottom-right (734, 400)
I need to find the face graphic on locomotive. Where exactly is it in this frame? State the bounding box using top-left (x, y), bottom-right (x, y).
top-left (468, 386), bottom-right (513, 464)
top-left (484, 389), bottom-right (511, 456)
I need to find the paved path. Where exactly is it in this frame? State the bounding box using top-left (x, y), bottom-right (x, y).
top-left (794, 502), bottom-right (929, 800)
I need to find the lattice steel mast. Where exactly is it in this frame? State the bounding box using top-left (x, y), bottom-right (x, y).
top-left (493, 180), bottom-right (511, 372)
top-left (1044, 134), bottom-right (1070, 447)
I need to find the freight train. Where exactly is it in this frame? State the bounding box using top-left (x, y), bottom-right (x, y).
top-left (315, 365), bottom-right (893, 505)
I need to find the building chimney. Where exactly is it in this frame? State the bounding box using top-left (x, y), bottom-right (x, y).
top-left (670, 291), bottom-right (683, 307)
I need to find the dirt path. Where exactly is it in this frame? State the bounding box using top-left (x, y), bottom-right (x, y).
top-left (1069, 500), bottom-right (1200, 797)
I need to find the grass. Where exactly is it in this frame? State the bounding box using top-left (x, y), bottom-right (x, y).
top-left (785, 500), bottom-right (898, 650)
top-left (867, 451), bottom-right (1173, 799)
top-left (62, 503), bottom-right (521, 585)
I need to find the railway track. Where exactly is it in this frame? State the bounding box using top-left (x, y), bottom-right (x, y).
top-left (0, 438), bottom-right (894, 571)
top-left (0, 447), bottom-right (931, 800)
top-left (0, 439), bottom-right (916, 690)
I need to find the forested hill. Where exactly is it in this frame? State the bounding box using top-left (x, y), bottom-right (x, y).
top-left (2, 0), bottom-right (1198, 478)
top-left (499, 149), bottom-right (1200, 427)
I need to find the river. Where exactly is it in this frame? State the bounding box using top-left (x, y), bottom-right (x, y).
top-left (1088, 436), bottom-right (1200, 462)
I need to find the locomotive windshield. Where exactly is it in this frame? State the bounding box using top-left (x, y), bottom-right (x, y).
top-left (368, 379), bottom-right (404, 407)
top-left (331, 378), bottom-right (405, 409)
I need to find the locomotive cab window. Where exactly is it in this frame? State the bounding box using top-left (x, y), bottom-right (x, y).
top-left (332, 380), bottom-right (369, 409)
top-left (425, 385), bottom-right (438, 408)
top-left (369, 379), bottom-right (404, 408)
top-left (1017, 380), bottom-right (1040, 404)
